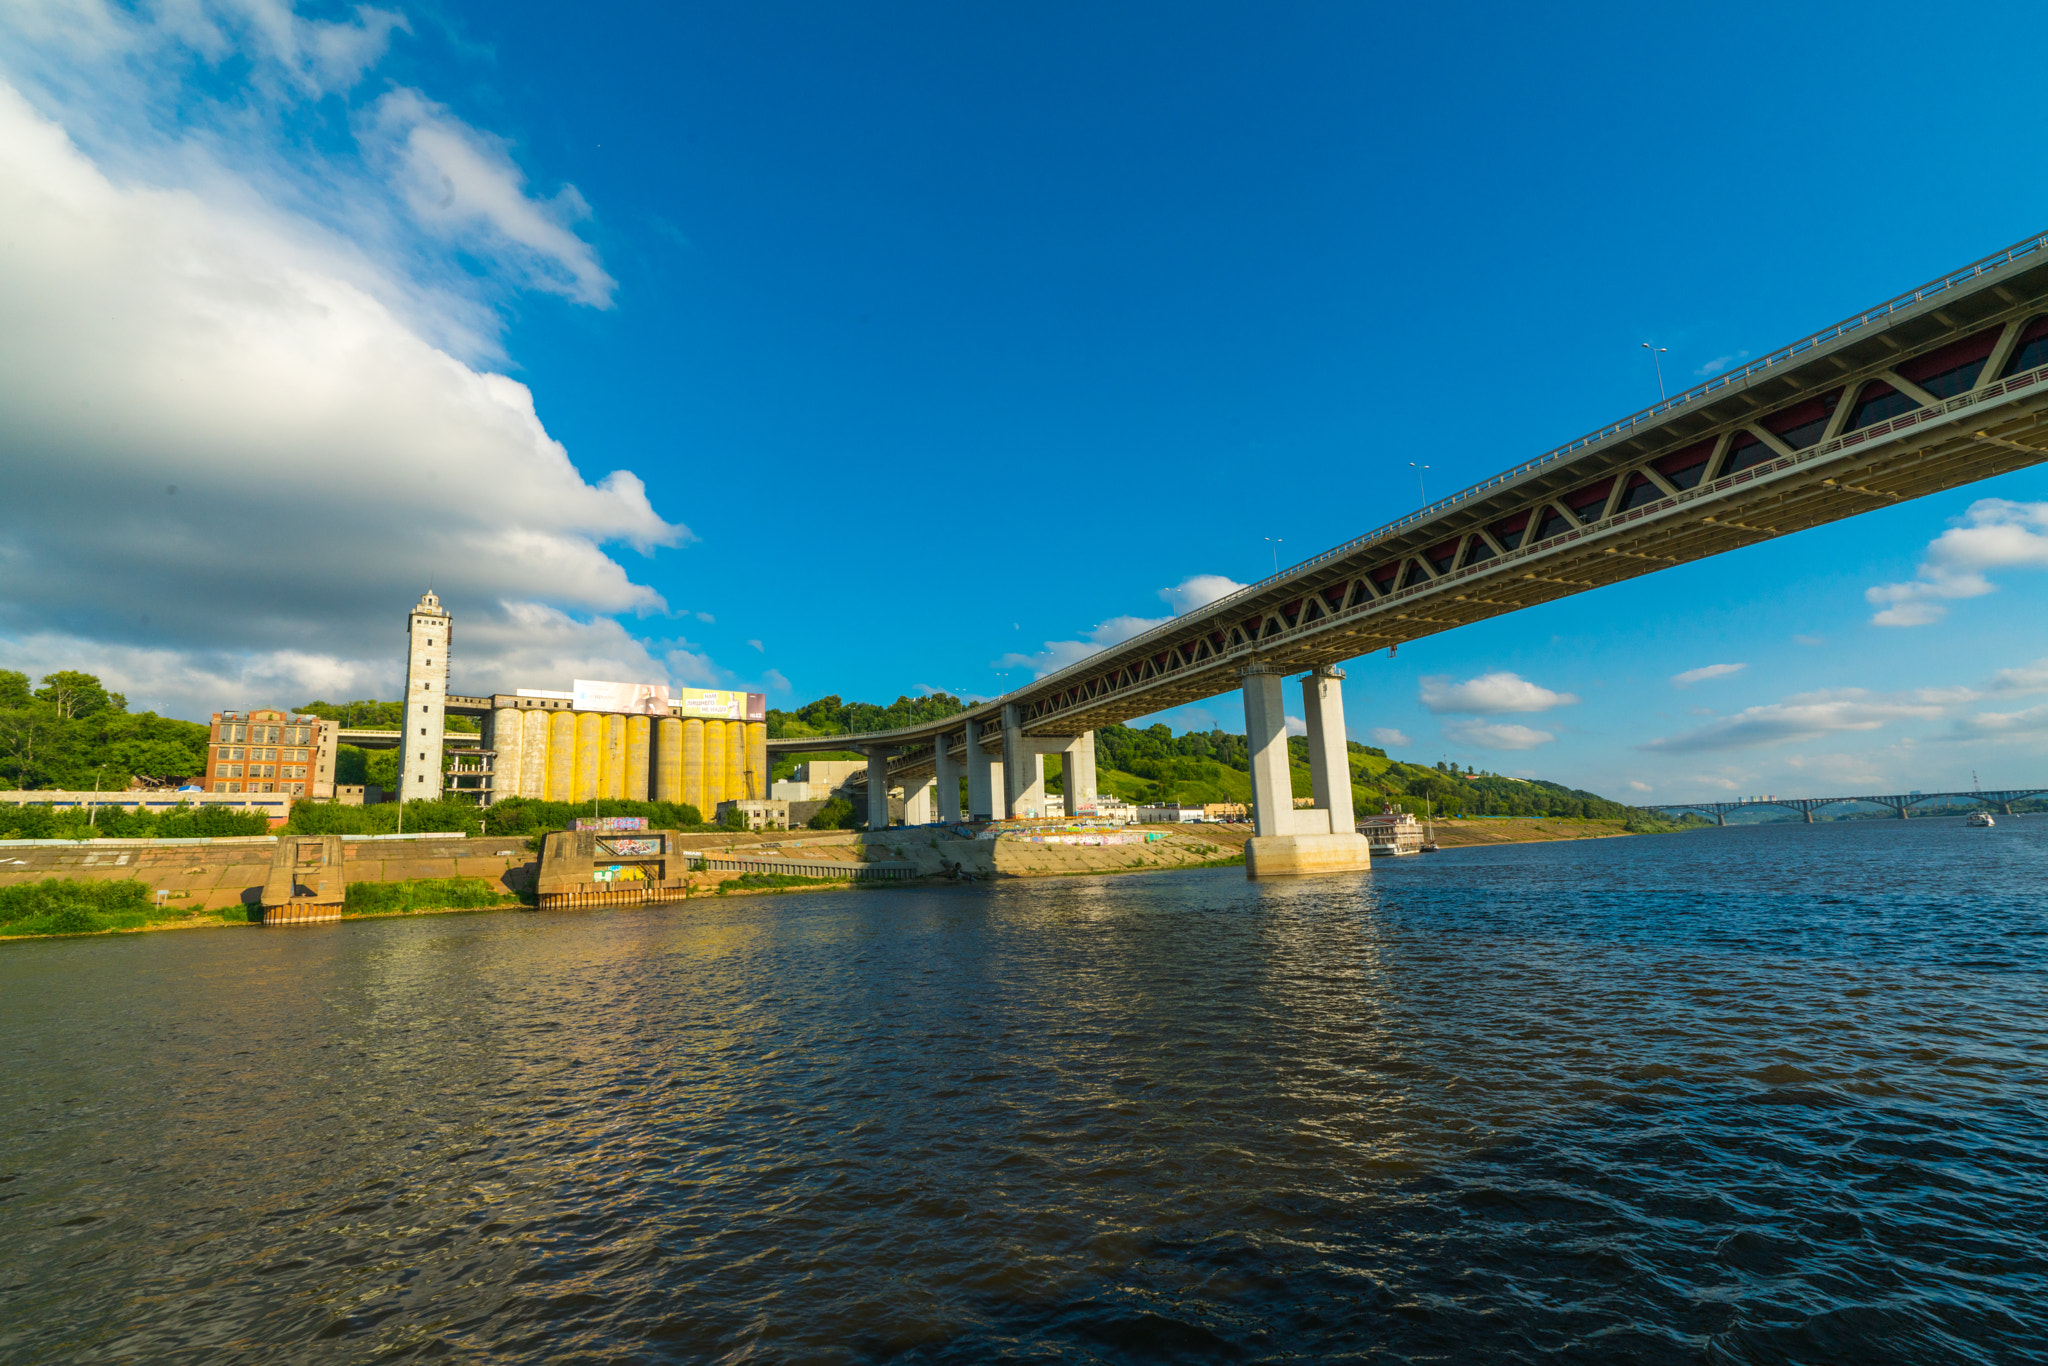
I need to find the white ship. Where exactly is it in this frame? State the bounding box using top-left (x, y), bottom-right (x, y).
top-left (1966, 811), bottom-right (1995, 827)
top-left (1357, 804), bottom-right (1424, 856)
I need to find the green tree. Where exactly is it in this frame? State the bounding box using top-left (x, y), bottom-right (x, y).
top-left (34, 671), bottom-right (124, 720)
top-left (0, 670), bottom-right (31, 710)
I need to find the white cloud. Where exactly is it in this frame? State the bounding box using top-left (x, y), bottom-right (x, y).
top-left (1283, 715), bottom-right (1307, 737)
top-left (998, 573), bottom-right (1255, 680)
top-left (746, 639), bottom-right (765, 652)
top-left (1945, 703), bottom-right (2048, 741)
top-left (364, 88), bottom-right (615, 307)
top-left (1627, 780), bottom-right (1651, 792)
top-left (1159, 574), bottom-right (1247, 614)
top-left (1420, 671), bottom-right (1579, 715)
top-left (994, 613), bottom-right (1172, 679)
top-left (1367, 727), bottom-right (1410, 748)
top-left (1639, 689), bottom-right (1945, 754)
top-left (1695, 350), bottom-right (1748, 377)
top-left (1671, 662), bottom-right (1745, 687)
top-left (0, 67), bottom-right (699, 720)
top-left (1443, 719), bottom-right (1556, 750)
top-left (1793, 635), bottom-right (1826, 646)
top-left (1866, 499), bottom-right (2048, 626)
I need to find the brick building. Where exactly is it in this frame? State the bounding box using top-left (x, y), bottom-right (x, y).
top-left (207, 709), bottom-right (334, 797)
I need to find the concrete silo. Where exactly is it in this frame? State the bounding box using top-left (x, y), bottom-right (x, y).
top-left (681, 718), bottom-right (705, 815)
top-left (746, 721), bottom-right (768, 800)
top-left (573, 712), bottom-right (601, 803)
top-left (547, 710), bottom-right (576, 801)
top-left (602, 714), bottom-right (626, 800)
top-left (653, 716), bottom-right (680, 802)
top-left (491, 707), bottom-right (523, 800)
top-left (624, 715), bottom-right (651, 801)
top-left (703, 719), bottom-right (727, 812)
top-left (521, 710), bottom-right (550, 799)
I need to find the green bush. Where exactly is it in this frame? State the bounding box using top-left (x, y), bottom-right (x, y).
top-left (719, 804), bottom-right (747, 831)
top-left (343, 876), bottom-right (519, 915)
top-left (0, 878), bottom-right (157, 936)
top-left (0, 801), bottom-right (269, 841)
top-left (808, 797), bottom-right (855, 831)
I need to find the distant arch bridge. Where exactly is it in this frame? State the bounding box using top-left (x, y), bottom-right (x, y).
top-left (1649, 789), bottom-right (2048, 824)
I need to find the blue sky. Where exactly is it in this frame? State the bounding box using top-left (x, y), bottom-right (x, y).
top-left (4, 0), bottom-right (2048, 803)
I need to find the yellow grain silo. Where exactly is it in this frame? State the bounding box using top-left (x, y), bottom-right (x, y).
top-left (491, 707), bottom-right (523, 800)
top-left (546, 709), bottom-right (575, 801)
top-left (521, 709), bottom-right (550, 799)
top-left (602, 714), bottom-right (626, 800)
top-left (681, 718), bottom-right (705, 814)
top-left (573, 711), bottom-right (602, 803)
top-left (702, 718), bottom-right (727, 813)
top-left (624, 715), bottom-right (651, 801)
top-left (654, 716), bottom-right (681, 802)
top-left (746, 721), bottom-right (767, 801)
top-left (723, 720), bottom-right (746, 804)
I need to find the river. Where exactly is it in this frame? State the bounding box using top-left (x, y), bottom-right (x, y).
top-left (3, 816), bottom-right (2044, 1363)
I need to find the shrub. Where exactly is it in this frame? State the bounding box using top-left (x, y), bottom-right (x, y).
top-left (719, 804), bottom-right (747, 831)
top-left (0, 878), bottom-right (156, 936)
top-left (343, 877), bottom-right (518, 915)
top-left (808, 797), bottom-right (854, 831)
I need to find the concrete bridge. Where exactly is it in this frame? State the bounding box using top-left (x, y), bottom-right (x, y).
top-left (1651, 789), bottom-right (2047, 824)
top-left (769, 231), bottom-right (2048, 875)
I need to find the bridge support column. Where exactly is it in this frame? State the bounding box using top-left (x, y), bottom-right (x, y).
top-left (1302, 667), bottom-right (1357, 833)
top-left (1716, 809), bottom-right (1726, 827)
top-left (902, 774), bottom-right (935, 826)
top-left (1000, 704), bottom-right (1050, 818)
top-left (1066, 731), bottom-right (1097, 816)
top-left (864, 747), bottom-right (894, 831)
top-left (966, 719), bottom-right (999, 821)
top-left (1241, 664), bottom-right (1371, 879)
top-left (935, 734), bottom-right (961, 823)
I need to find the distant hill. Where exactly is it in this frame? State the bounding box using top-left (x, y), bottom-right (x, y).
top-left (767, 693), bottom-right (1640, 820)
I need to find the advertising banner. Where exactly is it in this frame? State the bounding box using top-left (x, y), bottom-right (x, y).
top-left (572, 679), bottom-right (673, 716)
top-left (598, 837), bottom-right (663, 856)
top-left (675, 689), bottom-right (767, 721)
top-left (574, 815), bottom-right (648, 832)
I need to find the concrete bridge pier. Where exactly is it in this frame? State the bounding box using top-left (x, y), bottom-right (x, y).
top-left (901, 774), bottom-right (935, 826)
top-left (965, 718), bottom-right (1002, 820)
top-left (864, 746), bottom-right (895, 831)
top-left (1064, 731), bottom-right (1098, 816)
top-left (1240, 663), bottom-right (1372, 879)
top-left (935, 733), bottom-right (962, 822)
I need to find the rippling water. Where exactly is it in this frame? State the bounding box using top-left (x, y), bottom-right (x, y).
top-left (4, 817), bottom-right (2046, 1363)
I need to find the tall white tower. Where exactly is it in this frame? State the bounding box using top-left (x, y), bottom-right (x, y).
top-left (400, 590), bottom-right (451, 804)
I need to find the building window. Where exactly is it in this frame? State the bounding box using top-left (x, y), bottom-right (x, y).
top-left (213, 782), bottom-right (226, 793)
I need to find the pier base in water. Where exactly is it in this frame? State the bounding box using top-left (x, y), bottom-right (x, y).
top-left (1243, 832), bottom-right (1374, 879)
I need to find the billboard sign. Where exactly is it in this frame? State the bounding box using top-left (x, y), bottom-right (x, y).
top-left (574, 816), bottom-right (648, 832)
top-left (675, 688), bottom-right (767, 721)
top-left (572, 679), bottom-right (673, 716)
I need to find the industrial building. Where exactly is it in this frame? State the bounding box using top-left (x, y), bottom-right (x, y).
top-left (393, 591), bottom-right (768, 810)
top-left (206, 708), bottom-right (335, 797)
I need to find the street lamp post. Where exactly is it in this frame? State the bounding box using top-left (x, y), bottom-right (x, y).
top-left (1409, 462), bottom-right (1430, 503)
top-left (1641, 342), bottom-right (1668, 400)
top-left (1264, 537), bottom-right (1283, 575)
